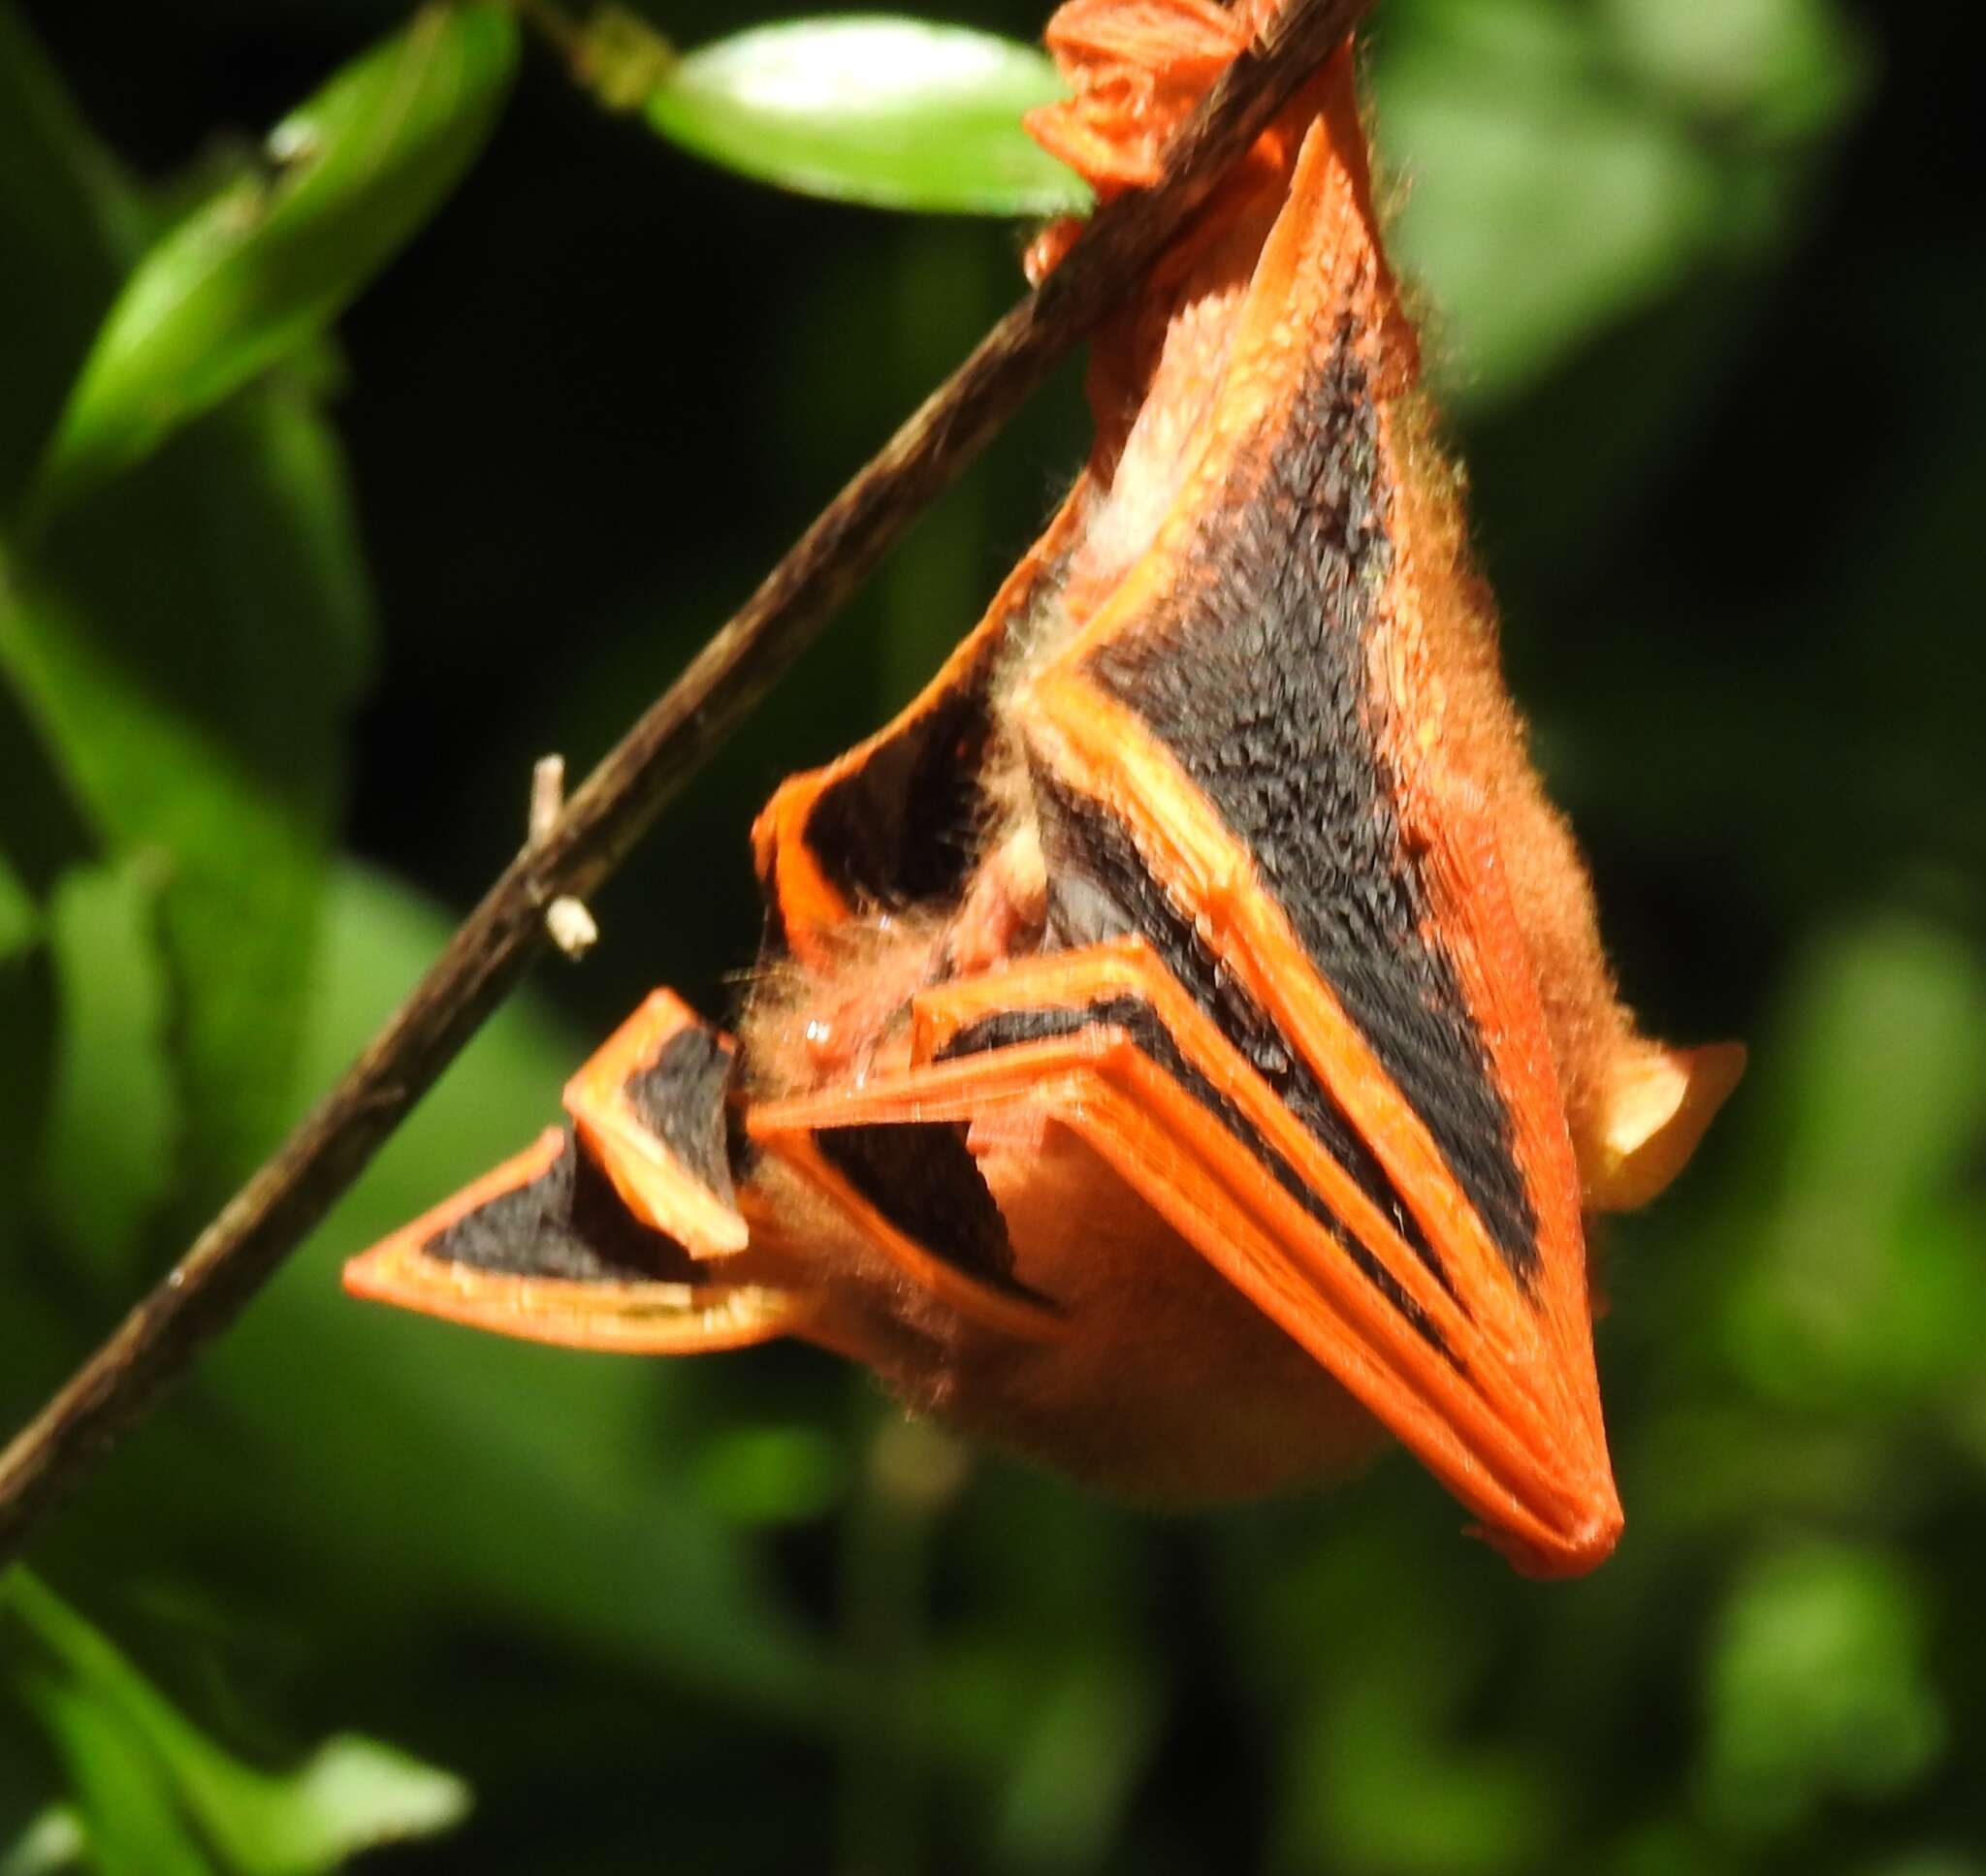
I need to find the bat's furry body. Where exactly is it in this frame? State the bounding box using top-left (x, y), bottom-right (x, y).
top-left (346, 0), bottom-right (1742, 1576)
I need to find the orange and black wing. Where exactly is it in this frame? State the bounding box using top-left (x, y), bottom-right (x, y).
top-left (1002, 105), bottom-right (1616, 1569)
top-left (343, 999), bottom-right (805, 1352)
top-left (751, 484), bottom-right (1093, 967)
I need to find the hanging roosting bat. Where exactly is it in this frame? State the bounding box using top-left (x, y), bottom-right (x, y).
top-left (344, 0), bottom-right (1744, 1577)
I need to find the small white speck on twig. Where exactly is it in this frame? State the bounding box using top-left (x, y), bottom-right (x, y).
top-left (529, 753), bottom-right (599, 960)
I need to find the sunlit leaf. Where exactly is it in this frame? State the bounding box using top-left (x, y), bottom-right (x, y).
top-left (0, 1806), bottom-right (86, 1876)
top-left (36, 2), bottom-right (519, 510)
top-left (4, 1573), bottom-right (469, 1873)
top-left (644, 16), bottom-right (1088, 214)
top-left (13, 1673), bottom-right (215, 1876)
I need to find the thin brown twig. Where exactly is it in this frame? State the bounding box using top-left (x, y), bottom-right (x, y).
top-left (0, 0), bottom-right (1376, 1567)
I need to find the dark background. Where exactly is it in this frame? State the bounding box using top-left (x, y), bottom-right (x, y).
top-left (3, 0), bottom-right (1984, 1871)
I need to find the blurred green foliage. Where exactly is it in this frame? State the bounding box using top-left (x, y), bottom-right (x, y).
top-left (34, 3), bottom-right (521, 513)
top-left (4, 1574), bottom-right (467, 1874)
top-left (1, 0), bottom-right (1981, 1871)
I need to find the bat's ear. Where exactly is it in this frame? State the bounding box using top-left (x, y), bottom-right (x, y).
top-left (340, 1128), bottom-right (807, 1354)
top-left (1578, 1038), bottom-right (1747, 1213)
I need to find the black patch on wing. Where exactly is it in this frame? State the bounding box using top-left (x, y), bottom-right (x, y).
top-left (1081, 328), bottom-right (1539, 1288)
top-left (800, 645), bottom-right (1000, 915)
top-left (1035, 771), bottom-right (1454, 1313)
top-left (814, 1121), bottom-right (1043, 1302)
top-left (936, 997), bottom-right (1453, 1363)
top-left (625, 1025), bottom-right (739, 1211)
top-left (429, 1136), bottom-right (699, 1284)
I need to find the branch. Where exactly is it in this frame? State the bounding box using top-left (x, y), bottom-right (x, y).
top-left (0, 0), bottom-right (1377, 1565)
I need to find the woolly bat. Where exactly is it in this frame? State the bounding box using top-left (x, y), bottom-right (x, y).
top-left (344, 0), bottom-right (1744, 1576)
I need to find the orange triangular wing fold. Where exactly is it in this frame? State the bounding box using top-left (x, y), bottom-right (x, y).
top-left (340, 1127), bottom-right (810, 1355)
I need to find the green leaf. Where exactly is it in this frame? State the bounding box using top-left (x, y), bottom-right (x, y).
top-left (40, 855), bottom-right (180, 1286)
top-left (1699, 1541), bottom-right (1944, 1832)
top-left (36, 1), bottom-right (519, 511)
top-left (0, 848), bottom-right (56, 1248)
top-left (4, 1573), bottom-right (469, 1874)
top-left (0, 0), bottom-right (381, 1232)
top-left (0, 662), bottom-right (98, 903)
top-left (644, 16), bottom-right (1089, 215)
top-left (2, 390), bottom-right (372, 1224)
top-left (0, 849), bottom-right (34, 964)
top-left (0, 2), bottom-right (145, 515)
